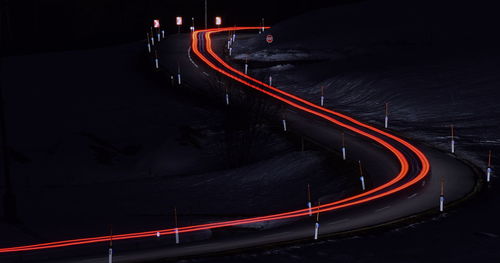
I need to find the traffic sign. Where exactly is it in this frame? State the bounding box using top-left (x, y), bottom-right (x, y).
top-left (176, 17), bottom-right (183, 26)
top-left (266, 34), bottom-right (273, 44)
top-left (215, 16), bottom-right (222, 26)
top-left (153, 19), bottom-right (160, 28)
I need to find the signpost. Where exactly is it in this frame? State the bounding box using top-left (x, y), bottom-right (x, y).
top-left (215, 16), bottom-right (222, 27)
top-left (176, 17), bottom-right (182, 33)
top-left (266, 34), bottom-right (273, 44)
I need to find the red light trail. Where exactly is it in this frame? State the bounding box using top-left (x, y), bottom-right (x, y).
top-left (0, 27), bottom-right (430, 254)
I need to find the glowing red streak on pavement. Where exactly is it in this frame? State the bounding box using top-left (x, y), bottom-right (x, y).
top-left (0, 27), bottom-right (430, 253)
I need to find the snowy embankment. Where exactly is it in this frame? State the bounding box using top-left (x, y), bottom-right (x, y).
top-left (0, 39), bottom-right (355, 247)
top-left (233, 0), bottom-right (500, 170)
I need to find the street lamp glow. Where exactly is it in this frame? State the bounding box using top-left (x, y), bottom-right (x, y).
top-left (176, 17), bottom-right (183, 26)
top-left (215, 16), bottom-right (222, 26)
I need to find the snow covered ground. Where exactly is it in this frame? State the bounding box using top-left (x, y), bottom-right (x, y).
top-left (191, 0), bottom-right (500, 262)
top-left (0, 40), bottom-right (355, 250)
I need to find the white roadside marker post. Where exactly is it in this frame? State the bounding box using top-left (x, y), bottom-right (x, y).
top-left (244, 59), bottom-right (248, 75)
top-left (385, 102), bottom-right (389, 129)
top-left (307, 184), bottom-right (312, 216)
top-left (269, 75), bottom-right (272, 86)
top-left (154, 51), bottom-right (159, 69)
top-left (359, 161), bottom-right (366, 191)
top-left (320, 86), bottom-right (325, 107)
top-left (156, 231), bottom-right (160, 238)
top-left (282, 115), bottom-right (287, 132)
top-left (342, 132), bottom-right (347, 161)
top-left (314, 202), bottom-right (320, 240)
top-left (162, 30), bottom-right (165, 39)
top-left (261, 18), bottom-right (265, 33)
top-left (108, 228), bottom-right (113, 263)
top-left (440, 178), bottom-right (445, 212)
top-left (229, 47), bottom-right (232, 56)
top-left (451, 125), bottom-right (455, 154)
top-left (225, 87), bottom-right (229, 106)
top-left (177, 64), bottom-right (182, 85)
top-left (174, 207), bottom-right (180, 244)
top-left (487, 150), bottom-right (493, 183)
top-left (146, 33), bottom-right (152, 53)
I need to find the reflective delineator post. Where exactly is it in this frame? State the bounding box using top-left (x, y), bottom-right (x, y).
top-left (108, 227), bottom-right (113, 263)
top-left (487, 150), bottom-right (492, 183)
top-left (177, 64), bottom-right (182, 85)
top-left (269, 75), bottom-right (272, 86)
top-left (384, 102), bottom-right (389, 129)
top-left (359, 160), bottom-right (366, 191)
top-left (174, 207), bottom-right (180, 244)
top-left (157, 32), bottom-right (161, 42)
top-left (229, 47), bottom-right (232, 56)
top-left (156, 231), bottom-right (160, 238)
top-left (244, 59), bottom-right (248, 75)
top-left (232, 33), bottom-right (236, 43)
top-left (342, 132), bottom-right (346, 161)
top-left (314, 202), bottom-right (320, 240)
top-left (440, 178), bottom-right (445, 212)
top-left (320, 86), bottom-right (325, 107)
top-left (146, 33), bottom-right (151, 53)
top-left (225, 88), bottom-right (229, 106)
top-left (282, 118), bottom-right (287, 132)
top-left (307, 184), bottom-right (312, 216)
top-left (154, 51), bottom-right (159, 69)
top-left (451, 125), bottom-right (455, 154)
top-left (261, 18), bottom-right (265, 33)
top-left (162, 30), bottom-right (165, 39)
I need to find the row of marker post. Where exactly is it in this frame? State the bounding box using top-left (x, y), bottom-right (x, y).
top-left (138, 18), bottom-right (495, 250)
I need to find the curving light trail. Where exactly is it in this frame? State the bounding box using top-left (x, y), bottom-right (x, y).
top-left (0, 27), bottom-right (430, 254)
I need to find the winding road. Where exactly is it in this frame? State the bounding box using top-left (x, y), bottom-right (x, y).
top-left (0, 27), bottom-right (476, 263)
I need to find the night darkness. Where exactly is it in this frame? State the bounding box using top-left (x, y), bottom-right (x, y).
top-left (1, 0), bottom-right (500, 263)
top-left (0, 0), bottom-right (358, 55)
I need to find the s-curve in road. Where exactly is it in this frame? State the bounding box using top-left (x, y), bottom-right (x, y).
top-left (0, 27), bottom-right (477, 263)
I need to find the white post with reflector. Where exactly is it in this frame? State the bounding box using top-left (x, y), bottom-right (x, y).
top-left (177, 64), bottom-right (181, 85)
top-left (225, 88), bottom-right (229, 106)
top-left (146, 33), bottom-right (151, 53)
top-left (359, 161), bottom-right (365, 191)
top-left (487, 150), bottom-right (493, 183)
top-left (162, 30), bottom-right (165, 39)
top-left (384, 103), bottom-right (389, 129)
top-left (229, 47), bottom-right (232, 56)
top-left (320, 86), bottom-right (325, 107)
top-left (154, 51), bottom-right (159, 69)
top-left (282, 119), bottom-right (287, 132)
top-left (439, 178), bottom-right (445, 212)
top-left (108, 228), bottom-right (113, 263)
top-left (313, 202), bottom-right (320, 240)
top-left (307, 184), bottom-right (312, 216)
top-left (269, 75), bottom-right (272, 86)
top-left (174, 208), bottom-right (180, 244)
top-left (342, 133), bottom-right (346, 161)
top-left (244, 59), bottom-right (248, 75)
top-left (451, 125), bottom-right (455, 154)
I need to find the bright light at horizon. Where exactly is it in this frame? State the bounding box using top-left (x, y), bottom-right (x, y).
top-left (215, 16), bottom-right (222, 26)
top-left (176, 17), bottom-right (183, 26)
